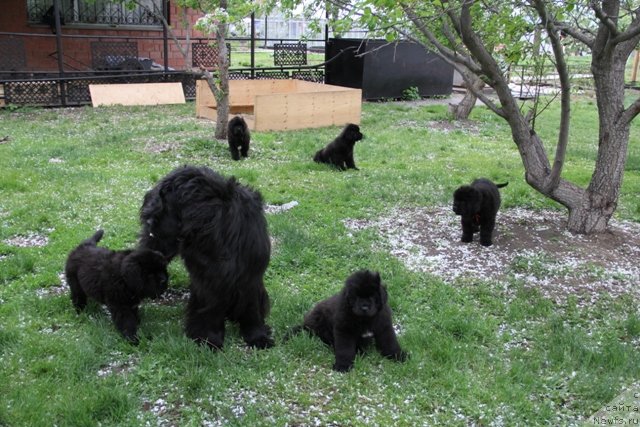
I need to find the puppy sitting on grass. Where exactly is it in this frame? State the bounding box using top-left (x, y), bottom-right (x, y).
top-left (453, 178), bottom-right (508, 247)
top-left (289, 270), bottom-right (407, 372)
top-left (65, 230), bottom-right (169, 344)
top-left (313, 123), bottom-right (363, 170)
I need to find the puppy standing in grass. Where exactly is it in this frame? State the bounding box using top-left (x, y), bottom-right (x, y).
top-left (65, 230), bottom-right (169, 344)
top-left (453, 178), bottom-right (508, 247)
top-left (227, 116), bottom-right (251, 161)
top-left (313, 123), bottom-right (363, 170)
top-left (290, 270), bottom-right (407, 372)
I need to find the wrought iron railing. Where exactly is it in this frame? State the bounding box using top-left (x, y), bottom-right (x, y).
top-left (27, 0), bottom-right (162, 27)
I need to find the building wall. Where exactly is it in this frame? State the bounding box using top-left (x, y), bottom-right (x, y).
top-left (0, 0), bottom-right (205, 72)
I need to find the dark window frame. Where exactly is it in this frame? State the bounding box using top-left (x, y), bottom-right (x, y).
top-left (26, 0), bottom-right (165, 28)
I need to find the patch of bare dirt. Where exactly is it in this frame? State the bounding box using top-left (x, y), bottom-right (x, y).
top-left (426, 119), bottom-right (481, 134)
top-left (4, 232), bottom-right (49, 248)
top-left (142, 140), bottom-right (184, 153)
top-left (344, 207), bottom-right (640, 306)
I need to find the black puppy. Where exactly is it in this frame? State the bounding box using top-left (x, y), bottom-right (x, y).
top-left (65, 230), bottom-right (169, 344)
top-left (139, 165), bottom-right (273, 350)
top-left (453, 178), bottom-right (508, 247)
top-left (313, 123), bottom-right (363, 170)
top-left (290, 270), bottom-right (407, 372)
top-left (227, 116), bottom-right (250, 161)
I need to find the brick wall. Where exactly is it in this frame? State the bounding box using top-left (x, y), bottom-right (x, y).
top-left (0, 0), bottom-right (205, 72)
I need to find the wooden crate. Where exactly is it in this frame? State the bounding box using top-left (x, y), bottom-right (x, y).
top-left (196, 79), bottom-right (362, 131)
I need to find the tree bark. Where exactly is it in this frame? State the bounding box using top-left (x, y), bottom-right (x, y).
top-left (214, 0), bottom-right (230, 140)
top-left (448, 0), bottom-right (640, 234)
top-left (449, 74), bottom-right (484, 120)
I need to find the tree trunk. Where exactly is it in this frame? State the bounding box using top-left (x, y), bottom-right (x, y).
top-left (565, 57), bottom-right (631, 233)
top-left (449, 75), bottom-right (484, 120)
top-left (214, 1), bottom-right (230, 140)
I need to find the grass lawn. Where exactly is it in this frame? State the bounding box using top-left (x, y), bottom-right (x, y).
top-left (0, 94), bottom-right (639, 426)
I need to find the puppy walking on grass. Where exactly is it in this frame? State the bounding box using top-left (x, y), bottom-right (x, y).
top-left (227, 116), bottom-right (251, 161)
top-left (453, 178), bottom-right (508, 247)
top-left (288, 270), bottom-right (407, 372)
top-left (65, 230), bottom-right (169, 344)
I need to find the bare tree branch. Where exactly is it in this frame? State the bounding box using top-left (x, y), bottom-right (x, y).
top-left (555, 23), bottom-right (595, 47)
top-left (620, 96), bottom-right (640, 125)
top-left (611, 7), bottom-right (640, 44)
top-left (533, 0), bottom-right (571, 192)
top-left (402, 5), bottom-right (482, 74)
top-left (591, 0), bottom-right (620, 38)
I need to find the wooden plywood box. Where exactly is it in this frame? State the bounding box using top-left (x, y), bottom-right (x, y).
top-left (90, 83), bottom-right (185, 107)
top-left (196, 79), bottom-right (362, 131)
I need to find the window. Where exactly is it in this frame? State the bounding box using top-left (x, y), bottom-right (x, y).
top-left (27, 0), bottom-right (164, 27)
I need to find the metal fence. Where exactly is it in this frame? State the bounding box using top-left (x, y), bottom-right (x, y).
top-left (0, 32), bottom-right (327, 107)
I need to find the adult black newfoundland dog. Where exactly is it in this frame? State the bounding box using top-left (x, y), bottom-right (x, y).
top-left (65, 229), bottom-right (169, 344)
top-left (227, 116), bottom-right (251, 161)
top-left (139, 165), bottom-right (273, 350)
top-left (313, 123), bottom-right (363, 170)
top-left (453, 178), bottom-right (508, 247)
top-left (291, 270), bottom-right (407, 372)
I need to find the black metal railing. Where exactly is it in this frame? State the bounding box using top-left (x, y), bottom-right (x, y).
top-left (27, 0), bottom-right (162, 27)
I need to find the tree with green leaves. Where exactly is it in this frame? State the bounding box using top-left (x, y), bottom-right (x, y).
top-left (122, 0), bottom-right (268, 139)
top-left (314, 0), bottom-right (640, 234)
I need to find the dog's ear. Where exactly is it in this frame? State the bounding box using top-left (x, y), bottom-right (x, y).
top-left (375, 274), bottom-right (388, 308)
top-left (140, 188), bottom-right (164, 226)
top-left (121, 255), bottom-right (144, 296)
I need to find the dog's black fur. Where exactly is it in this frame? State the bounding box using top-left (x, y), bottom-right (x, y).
top-left (313, 123), bottom-right (363, 170)
top-left (290, 270), bottom-right (407, 372)
top-left (139, 165), bottom-right (273, 350)
top-left (453, 178), bottom-right (508, 247)
top-left (227, 116), bottom-right (251, 161)
top-left (65, 230), bottom-right (168, 344)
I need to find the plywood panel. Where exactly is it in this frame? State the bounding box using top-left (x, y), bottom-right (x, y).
top-left (254, 88), bottom-right (361, 131)
top-left (89, 83), bottom-right (185, 107)
top-left (196, 78), bottom-right (362, 132)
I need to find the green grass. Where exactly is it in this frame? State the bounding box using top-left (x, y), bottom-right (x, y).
top-left (228, 44), bottom-right (325, 68)
top-left (0, 96), bottom-right (639, 426)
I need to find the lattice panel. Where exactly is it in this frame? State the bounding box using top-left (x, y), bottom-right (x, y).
top-left (192, 43), bottom-right (231, 68)
top-left (292, 70), bottom-right (324, 83)
top-left (229, 71), bottom-right (252, 80)
top-left (5, 81), bottom-right (61, 105)
top-left (273, 43), bottom-right (307, 66)
top-left (91, 41), bottom-right (140, 70)
top-left (255, 71), bottom-right (290, 80)
top-left (0, 38), bottom-right (26, 71)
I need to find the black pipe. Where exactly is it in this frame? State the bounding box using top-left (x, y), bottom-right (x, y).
top-left (251, 12), bottom-right (255, 79)
top-left (163, 0), bottom-right (169, 72)
top-left (53, 0), bottom-right (66, 105)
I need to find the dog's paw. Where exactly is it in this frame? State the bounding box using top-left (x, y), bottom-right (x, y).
top-left (332, 361), bottom-right (353, 372)
top-left (480, 239), bottom-right (493, 247)
top-left (461, 234), bottom-right (473, 243)
top-left (246, 335), bottom-right (275, 350)
top-left (193, 332), bottom-right (224, 351)
top-left (393, 350), bottom-right (409, 362)
top-left (123, 333), bottom-right (140, 346)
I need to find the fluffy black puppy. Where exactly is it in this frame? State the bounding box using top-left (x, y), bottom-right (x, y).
top-left (291, 270), bottom-right (407, 372)
top-left (139, 165), bottom-right (273, 350)
top-left (65, 230), bottom-right (169, 344)
top-left (313, 123), bottom-right (363, 170)
top-left (453, 178), bottom-right (508, 247)
top-left (227, 116), bottom-right (251, 161)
